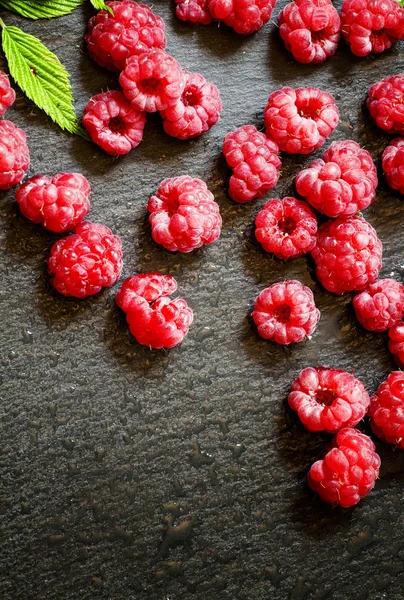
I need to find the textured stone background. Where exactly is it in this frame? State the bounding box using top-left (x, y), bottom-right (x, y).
top-left (1, 2), bottom-right (404, 599)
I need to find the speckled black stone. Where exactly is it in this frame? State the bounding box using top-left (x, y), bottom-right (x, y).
top-left (1, 2), bottom-right (404, 599)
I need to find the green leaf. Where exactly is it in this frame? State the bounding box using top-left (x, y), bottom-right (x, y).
top-left (1, 25), bottom-right (86, 137)
top-left (90, 0), bottom-right (113, 14)
top-left (0, 0), bottom-right (85, 19)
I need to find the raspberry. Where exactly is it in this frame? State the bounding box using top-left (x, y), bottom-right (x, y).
top-left (340, 0), bottom-right (404, 57)
top-left (82, 90), bottom-right (146, 155)
top-left (0, 71), bottom-right (15, 117)
top-left (0, 120), bottom-right (30, 191)
top-left (367, 75), bottom-right (404, 134)
top-left (175, 0), bottom-right (213, 24)
top-left (222, 125), bottom-right (281, 203)
top-left (255, 197), bottom-right (318, 259)
top-left (207, 0), bottom-right (276, 34)
top-left (307, 428), bottom-right (380, 507)
top-left (311, 215), bottom-right (382, 294)
top-left (353, 279), bottom-right (404, 332)
top-left (116, 273), bottom-right (194, 349)
top-left (161, 71), bottom-right (222, 140)
top-left (295, 140), bottom-right (378, 218)
top-left (119, 50), bottom-right (185, 113)
top-left (289, 367), bottom-right (370, 432)
top-left (85, 0), bottom-right (166, 72)
top-left (382, 137), bottom-right (404, 195)
top-left (368, 371), bottom-right (404, 449)
top-left (388, 321), bottom-right (404, 368)
top-left (16, 173), bottom-right (91, 233)
top-left (279, 0), bottom-right (341, 64)
top-left (147, 176), bottom-right (222, 253)
top-left (264, 87), bottom-right (339, 154)
top-left (48, 222), bottom-right (123, 298)
top-left (252, 280), bottom-right (320, 344)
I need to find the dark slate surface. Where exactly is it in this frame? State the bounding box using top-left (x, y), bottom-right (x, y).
top-left (1, 1), bottom-right (404, 599)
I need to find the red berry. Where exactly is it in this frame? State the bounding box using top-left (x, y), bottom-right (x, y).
top-left (222, 125), bottom-right (281, 203)
top-left (264, 86), bottom-right (339, 154)
top-left (311, 215), bottom-right (382, 294)
top-left (161, 71), bottom-right (222, 140)
top-left (175, 0), bottom-right (213, 24)
top-left (0, 71), bottom-right (15, 117)
top-left (147, 176), bottom-right (222, 252)
top-left (368, 371), bottom-right (404, 449)
top-left (308, 428), bottom-right (380, 507)
top-left (116, 273), bottom-right (194, 349)
top-left (85, 0), bottom-right (166, 72)
top-left (48, 222), bottom-right (123, 298)
top-left (0, 120), bottom-right (30, 191)
top-left (279, 0), bottom-right (341, 64)
top-left (353, 279), bottom-right (404, 332)
top-left (207, 0), bottom-right (276, 34)
top-left (388, 321), bottom-right (404, 368)
top-left (252, 280), bottom-right (320, 344)
top-left (16, 173), bottom-right (91, 233)
top-left (367, 75), bottom-right (404, 134)
top-left (255, 197), bottom-right (318, 259)
top-left (382, 137), bottom-right (404, 195)
top-left (295, 140), bottom-right (378, 218)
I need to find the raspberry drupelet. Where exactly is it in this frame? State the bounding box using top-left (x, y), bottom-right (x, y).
top-left (368, 371), bottom-right (404, 449)
top-left (255, 197), bottom-right (318, 259)
top-left (353, 279), bottom-right (404, 332)
top-left (252, 280), bottom-right (320, 345)
top-left (116, 272), bottom-right (194, 349)
top-left (367, 75), bottom-right (404, 134)
top-left (311, 215), bottom-right (382, 295)
top-left (382, 138), bottom-right (404, 195)
top-left (175, 0), bottom-right (213, 24)
top-left (85, 0), bottom-right (166, 71)
top-left (0, 121), bottom-right (30, 190)
top-left (48, 222), bottom-right (123, 298)
top-left (388, 321), bottom-right (404, 368)
top-left (222, 125), bottom-right (281, 203)
top-left (279, 0), bottom-right (341, 64)
top-left (147, 176), bottom-right (222, 252)
top-left (340, 0), bottom-right (404, 57)
top-left (308, 428), bottom-right (381, 507)
top-left (288, 367), bottom-right (370, 432)
top-left (0, 71), bottom-right (15, 117)
top-left (207, 0), bottom-right (277, 34)
top-left (264, 87), bottom-right (339, 154)
top-left (161, 71), bottom-right (222, 140)
top-left (295, 140), bottom-right (378, 218)
top-left (82, 90), bottom-right (146, 156)
top-left (16, 173), bottom-right (91, 233)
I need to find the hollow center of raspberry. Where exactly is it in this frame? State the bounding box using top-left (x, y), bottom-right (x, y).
top-left (273, 304), bottom-right (291, 323)
top-left (298, 103), bottom-right (320, 119)
top-left (109, 116), bottom-right (126, 134)
top-left (139, 78), bottom-right (160, 94)
top-left (315, 387), bottom-right (336, 406)
top-left (278, 216), bottom-right (296, 235)
top-left (183, 86), bottom-right (200, 107)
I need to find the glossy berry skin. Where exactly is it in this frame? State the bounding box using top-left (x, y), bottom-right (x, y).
top-left (252, 280), bottom-right (320, 345)
top-left (85, 0), bottom-right (166, 71)
top-left (116, 273), bottom-right (194, 349)
top-left (83, 90), bottom-right (146, 156)
top-left (161, 71), bottom-right (222, 140)
top-left (340, 0), bottom-right (404, 57)
top-left (48, 222), bottom-right (123, 298)
top-left (16, 173), bottom-right (91, 233)
top-left (255, 197), bottom-right (318, 259)
top-left (289, 367), bottom-right (370, 433)
top-left (382, 138), bottom-right (404, 195)
top-left (311, 215), bottom-right (382, 295)
top-left (0, 120), bottom-right (30, 190)
top-left (367, 75), bottom-right (404, 134)
top-left (279, 0), bottom-right (341, 64)
top-left (308, 428), bottom-right (381, 507)
top-left (353, 279), bottom-right (404, 332)
top-left (295, 140), bottom-right (378, 218)
top-left (388, 322), bottom-right (404, 368)
top-left (368, 371), bottom-right (404, 449)
top-left (207, 0), bottom-right (276, 34)
top-left (222, 125), bottom-right (281, 203)
top-left (264, 87), bottom-right (339, 154)
top-left (175, 0), bottom-right (213, 24)
top-left (0, 71), bottom-right (15, 117)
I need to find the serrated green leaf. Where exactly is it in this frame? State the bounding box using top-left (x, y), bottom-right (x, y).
top-left (0, 0), bottom-right (84, 19)
top-left (90, 0), bottom-right (113, 14)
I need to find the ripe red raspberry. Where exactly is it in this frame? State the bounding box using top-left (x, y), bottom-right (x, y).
top-left (264, 87), bottom-right (339, 154)
top-left (82, 90), bottom-right (146, 155)
top-left (279, 0), bottom-right (341, 64)
top-left (119, 50), bottom-right (185, 112)
top-left (311, 215), bottom-right (382, 294)
top-left (175, 0), bottom-right (213, 24)
top-left (161, 71), bottom-right (222, 140)
top-left (48, 222), bottom-right (123, 298)
top-left (116, 273), bottom-right (194, 349)
top-left (222, 125), bottom-right (281, 203)
top-left (85, 0), bottom-right (166, 72)
top-left (367, 75), bottom-right (404, 134)
top-left (16, 173), bottom-right (91, 233)
top-left (340, 0), bottom-right (404, 57)
top-left (252, 280), bottom-right (320, 345)
top-left (368, 371), bottom-right (404, 449)
top-left (0, 71), bottom-right (15, 117)
top-left (255, 197), bottom-right (318, 259)
top-left (382, 137), bottom-right (404, 195)
top-left (0, 120), bottom-right (30, 191)
top-left (388, 321), bottom-right (404, 368)
top-left (147, 176), bottom-right (222, 252)
top-left (295, 140), bottom-right (378, 218)
top-left (353, 279), bottom-right (404, 332)
top-left (207, 0), bottom-right (276, 34)
top-left (308, 428), bottom-right (380, 507)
